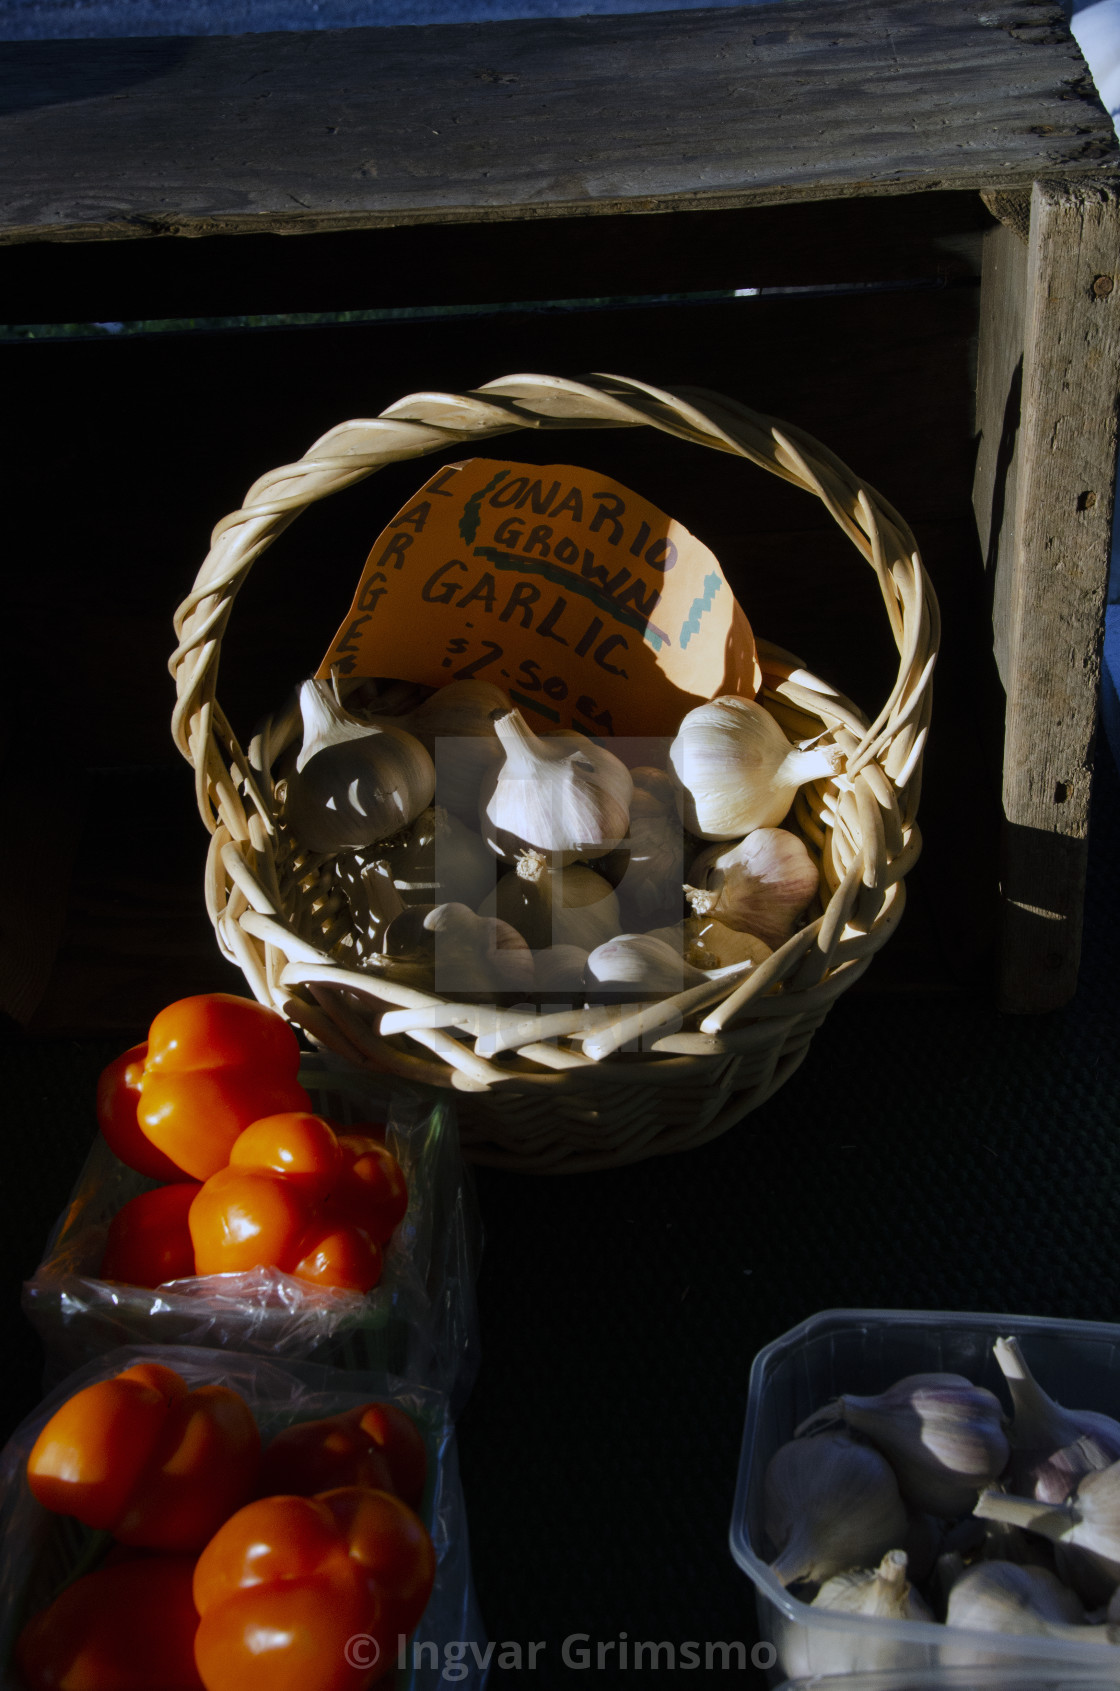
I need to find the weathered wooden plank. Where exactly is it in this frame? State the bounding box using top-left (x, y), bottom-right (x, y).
top-left (0, 0), bottom-right (1114, 244)
top-left (995, 179), bottom-right (1120, 1012)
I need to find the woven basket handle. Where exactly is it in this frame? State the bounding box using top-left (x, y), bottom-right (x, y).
top-left (170, 372), bottom-right (937, 873)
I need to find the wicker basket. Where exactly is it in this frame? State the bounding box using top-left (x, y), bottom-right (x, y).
top-left (170, 374), bottom-right (938, 1173)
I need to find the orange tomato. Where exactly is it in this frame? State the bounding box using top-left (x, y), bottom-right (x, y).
top-left (15, 1555), bottom-right (204, 1690)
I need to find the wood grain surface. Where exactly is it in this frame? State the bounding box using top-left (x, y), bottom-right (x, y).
top-left (994, 180), bottom-right (1120, 1012)
top-left (1, 0), bottom-right (1115, 244)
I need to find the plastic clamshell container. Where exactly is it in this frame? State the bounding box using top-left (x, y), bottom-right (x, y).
top-left (777, 1674), bottom-right (1120, 1691)
top-left (731, 1308), bottom-right (1120, 1681)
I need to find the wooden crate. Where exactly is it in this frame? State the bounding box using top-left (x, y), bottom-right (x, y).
top-left (1, 0), bottom-right (1117, 1020)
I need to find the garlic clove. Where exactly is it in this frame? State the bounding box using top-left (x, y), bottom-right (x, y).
top-left (285, 679), bottom-right (436, 854)
top-left (669, 696), bottom-right (844, 840)
top-left (779, 1549), bottom-right (933, 1680)
top-left (480, 851), bottom-right (621, 953)
top-left (583, 934), bottom-right (709, 998)
top-left (686, 827), bottom-right (819, 949)
top-left (995, 1335), bottom-right (1120, 1504)
top-left (763, 1431), bottom-right (908, 1588)
top-left (798, 1374), bottom-right (1010, 1518)
top-left (480, 709), bottom-right (632, 860)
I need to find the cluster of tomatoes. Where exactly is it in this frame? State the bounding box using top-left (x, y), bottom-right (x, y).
top-left (96, 994), bottom-right (408, 1295)
top-left (17, 1359), bottom-right (435, 1690)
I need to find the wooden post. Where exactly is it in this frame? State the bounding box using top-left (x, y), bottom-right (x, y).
top-left (978, 180), bottom-right (1120, 1012)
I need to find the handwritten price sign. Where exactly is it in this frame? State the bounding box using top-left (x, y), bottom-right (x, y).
top-left (317, 459), bottom-right (760, 738)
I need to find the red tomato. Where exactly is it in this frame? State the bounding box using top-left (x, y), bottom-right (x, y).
top-left (257, 1403), bottom-right (426, 1509)
top-left (100, 1184), bottom-right (202, 1288)
top-left (27, 1365), bottom-right (260, 1552)
top-left (96, 1044), bottom-right (188, 1182)
top-left (15, 1555), bottom-right (204, 1690)
top-left (192, 1488), bottom-right (434, 1691)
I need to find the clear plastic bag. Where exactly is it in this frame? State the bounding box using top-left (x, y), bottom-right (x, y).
top-left (22, 1057), bottom-right (481, 1414)
top-left (0, 1343), bottom-right (488, 1690)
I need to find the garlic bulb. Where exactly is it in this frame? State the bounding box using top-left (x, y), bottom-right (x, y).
top-left (480, 709), bottom-right (632, 860)
top-left (975, 1463), bottom-right (1120, 1604)
top-left (380, 807), bottom-right (496, 911)
top-left (813, 1548), bottom-right (932, 1620)
top-left (943, 1559), bottom-right (1103, 1646)
top-left (797, 1374), bottom-right (1010, 1518)
top-left (402, 681), bottom-right (509, 825)
top-left (480, 851), bottom-right (620, 953)
top-left (995, 1335), bottom-right (1120, 1504)
top-left (583, 934), bottom-right (709, 997)
top-left (614, 776), bottom-right (687, 928)
top-left (686, 828), bottom-right (819, 948)
top-left (763, 1432), bottom-right (908, 1587)
top-left (669, 697), bottom-right (843, 839)
top-left (381, 902), bottom-right (533, 997)
top-left (532, 945), bottom-right (589, 993)
top-left (646, 917), bottom-right (771, 974)
top-left (284, 679), bottom-right (436, 853)
top-left (779, 1550), bottom-right (932, 1679)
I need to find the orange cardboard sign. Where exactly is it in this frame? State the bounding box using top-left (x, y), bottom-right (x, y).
top-left (318, 459), bottom-right (760, 738)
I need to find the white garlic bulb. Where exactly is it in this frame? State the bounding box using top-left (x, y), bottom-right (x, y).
top-left (995, 1335), bottom-right (1120, 1504)
top-left (646, 917), bottom-right (771, 974)
top-left (686, 828), bottom-right (819, 948)
top-left (763, 1432), bottom-right (908, 1587)
top-left (584, 934), bottom-right (709, 997)
top-left (668, 697), bottom-right (843, 839)
top-left (380, 806), bottom-right (496, 912)
top-left (479, 851), bottom-right (620, 953)
top-left (532, 945), bottom-right (589, 993)
top-left (975, 1463), bottom-right (1120, 1604)
top-left (942, 1560), bottom-right (1112, 1654)
top-left (480, 709), bottom-right (632, 860)
top-left (284, 679), bottom-right (436, 854)
top-left (401, 681), bottom-right (509, 825)
top-left (798, 1374), bottom-right (1010, 1518)
top-left (613, 772), bottom-right (688, 928)
top-left (778, 1550), bottom-right (933, 1679)
top-left (381, 901), bottom-right (533, 997)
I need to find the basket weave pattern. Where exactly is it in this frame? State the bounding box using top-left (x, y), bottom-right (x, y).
top-left (170, 374), bottom-right (938, 1172)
